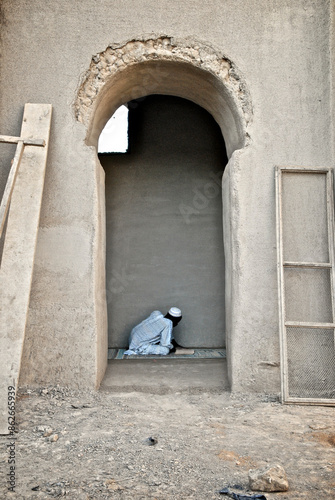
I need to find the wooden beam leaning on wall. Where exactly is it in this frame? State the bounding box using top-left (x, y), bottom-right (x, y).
top-left (0, 104), bottom-right (52, 434)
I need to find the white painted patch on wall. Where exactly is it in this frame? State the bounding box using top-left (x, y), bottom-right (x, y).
top-left (98, 105), bottom-right (128, 153)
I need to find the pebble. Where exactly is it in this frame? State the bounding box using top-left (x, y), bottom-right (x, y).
top-left (309, 423), bottom-right (329, 430)
top-left (146, 436), bottom-right (158, 446)
top-left (43, 428), bottom-right (53, 437)
top-left (35, 425), bottom-right (48, 433)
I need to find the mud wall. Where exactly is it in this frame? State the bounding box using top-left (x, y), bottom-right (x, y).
top-left (0, 0), bottom-right (333, 391)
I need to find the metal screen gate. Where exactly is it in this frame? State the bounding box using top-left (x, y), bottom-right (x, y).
top-left (276, 166), bottom-right (335, 405)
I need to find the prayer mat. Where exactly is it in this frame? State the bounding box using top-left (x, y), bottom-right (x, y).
top-left (108, 348), bottom-right (226, 360)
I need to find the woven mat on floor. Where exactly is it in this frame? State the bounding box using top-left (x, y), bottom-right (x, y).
top-left (108, 348), bottom-right (226, 360)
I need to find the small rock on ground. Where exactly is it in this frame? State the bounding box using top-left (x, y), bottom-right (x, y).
top-left (249, 464), bottom-right (289, 492)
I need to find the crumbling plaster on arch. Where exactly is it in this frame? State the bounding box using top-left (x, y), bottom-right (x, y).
top-left (74, 36), bottom-right (253, 151)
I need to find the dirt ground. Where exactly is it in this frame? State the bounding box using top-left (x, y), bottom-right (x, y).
top-left (0, 373), bottom-right (334, 499)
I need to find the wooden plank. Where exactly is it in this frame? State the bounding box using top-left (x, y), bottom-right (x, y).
top-left (283, 262), bottom-right (331, 268)
top-left (285, 321), bottom-right (335, 329)
top-left (0, 141), bottom-right (25, 238)
top-left (326, 169), bottom-right (335, 331)
top-left (284, 397), bottom-right (335, 406)
top-left (0, 104), bottom-right (52, 434)
top-left (279, 166), bottom-right (330, 173)
top-left (276, 166), bottom-right (289, 402)
top-left (0, 135), bottom-right (45, 146)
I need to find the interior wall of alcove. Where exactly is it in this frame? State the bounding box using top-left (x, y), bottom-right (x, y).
top-left (100, 95), bottom-right (228, 348)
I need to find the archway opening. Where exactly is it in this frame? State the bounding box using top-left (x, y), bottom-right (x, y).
top-left (75, 39), bottom-right (251, 385)
top-left (85, 58), bottom-right (247, 158)
top-left (99, 95), bottom-right (228, 349)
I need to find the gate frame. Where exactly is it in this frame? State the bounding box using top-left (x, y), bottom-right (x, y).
top-left (276, 165), bottom-right (335, 406)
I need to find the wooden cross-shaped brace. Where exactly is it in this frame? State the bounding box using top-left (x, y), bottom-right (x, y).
top-left (0, 135), bottom-right (46, 238)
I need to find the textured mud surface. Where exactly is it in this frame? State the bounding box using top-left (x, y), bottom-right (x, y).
top-left (75, 36), bottom-right (252, 128)
top-left (0, 387), bottom-right (334, 499)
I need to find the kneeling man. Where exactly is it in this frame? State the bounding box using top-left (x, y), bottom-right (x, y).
top-left (124, 307), bottom-right (182, 356)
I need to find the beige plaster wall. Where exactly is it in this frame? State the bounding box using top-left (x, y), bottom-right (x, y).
top-left (0, 0), bottom-right (333, 391)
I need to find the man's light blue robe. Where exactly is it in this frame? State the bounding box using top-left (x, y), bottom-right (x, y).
top-left (124, 310), bottom-right (173, 355)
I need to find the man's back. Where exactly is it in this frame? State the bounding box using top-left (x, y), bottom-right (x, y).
top-left (125, 310), bottom-right (173, 355)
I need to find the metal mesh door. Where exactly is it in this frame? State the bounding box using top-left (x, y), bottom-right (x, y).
top-left (276, 166), bottom-right (335, 405)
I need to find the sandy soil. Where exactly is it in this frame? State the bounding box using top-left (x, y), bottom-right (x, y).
top-left (0, 386), bottom-right (334, 499)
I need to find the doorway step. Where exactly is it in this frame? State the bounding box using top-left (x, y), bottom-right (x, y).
top-left (101, 358), bottom-right (229, 394)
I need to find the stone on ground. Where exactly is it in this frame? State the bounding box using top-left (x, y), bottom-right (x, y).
top-left (248, 464), bottom-right (289, 492)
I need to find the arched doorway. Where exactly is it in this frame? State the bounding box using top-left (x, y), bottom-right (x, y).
top-left (100, 95), bottom-right (228, 348)
top-left (75, 37), bottom-right (252, 386)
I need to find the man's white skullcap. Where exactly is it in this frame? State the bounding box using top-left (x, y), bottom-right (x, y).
top-left (169, 307), bottom-right (182, 317)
